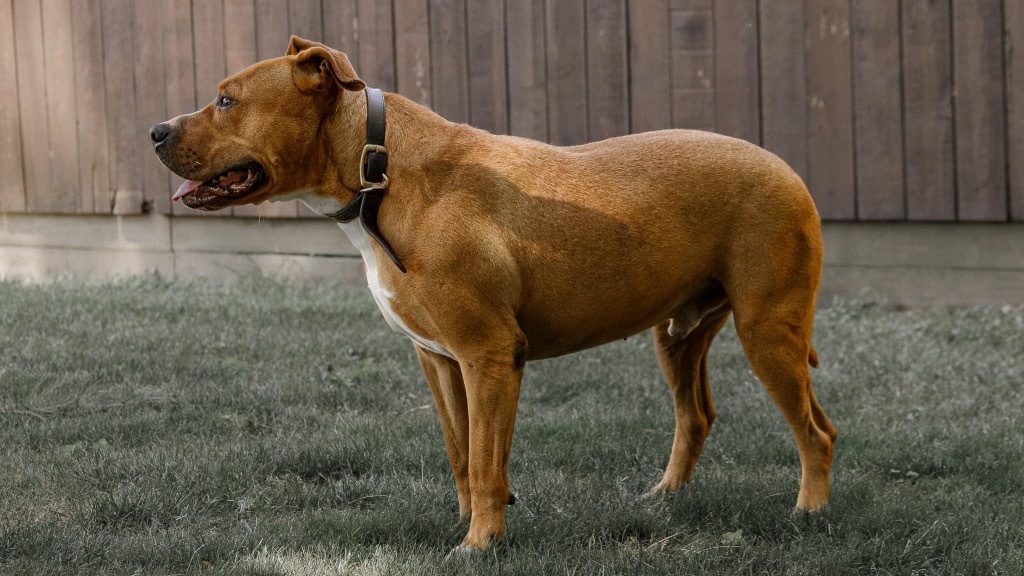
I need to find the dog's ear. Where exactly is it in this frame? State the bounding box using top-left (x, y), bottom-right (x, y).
top-left (286, 36), bottom-right (365, 93)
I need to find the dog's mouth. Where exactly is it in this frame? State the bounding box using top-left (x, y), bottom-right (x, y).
top-left (172, 162), bottom-right (266, 210)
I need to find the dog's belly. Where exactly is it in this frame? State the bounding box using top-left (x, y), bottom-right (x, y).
top-left (519, 301), bottom-right (681, 359)
top-left (336, 220), bottom-right (455, 359)
top-left (517, 273), bottom-right (711, 359)
top-left (523, 319), bottom-right (664, 359)
top-left (507, 218), bottom-right (719, 359)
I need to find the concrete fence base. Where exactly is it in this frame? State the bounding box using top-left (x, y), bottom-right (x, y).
top-left (1, 213), bottom-right (1022, 306)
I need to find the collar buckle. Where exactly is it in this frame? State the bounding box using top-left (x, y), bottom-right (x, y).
top-left (360, 144), bottom-right (389, 189)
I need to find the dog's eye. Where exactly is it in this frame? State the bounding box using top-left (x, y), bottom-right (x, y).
top-left (216, 95), bottom-right (236, 110)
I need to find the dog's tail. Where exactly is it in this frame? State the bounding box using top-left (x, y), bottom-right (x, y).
top-left (808, 346), bottom-right (820, 369)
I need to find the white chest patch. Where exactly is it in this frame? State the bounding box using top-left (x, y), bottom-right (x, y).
top-left (332, 213), bottom-right (455, 360)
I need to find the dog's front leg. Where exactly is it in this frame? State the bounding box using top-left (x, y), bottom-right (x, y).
top-left (415, 345), bottom-right (472, 519)
top-left (457, 344), bottom-right (524, 550)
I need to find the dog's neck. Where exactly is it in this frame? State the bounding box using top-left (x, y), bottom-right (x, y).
top-left (303, 89), bottom-right (454, 215)
top-left (286, 89), bottom-right (464, 274)
top-left (322, 89), bottom-right (373, 199)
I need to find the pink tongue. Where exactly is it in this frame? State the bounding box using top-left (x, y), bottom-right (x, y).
top-left (172, 179), bottom-right (203, 201)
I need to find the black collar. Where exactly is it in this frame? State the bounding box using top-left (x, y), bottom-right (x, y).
top-left (327, 88), bottom-right (407, 273)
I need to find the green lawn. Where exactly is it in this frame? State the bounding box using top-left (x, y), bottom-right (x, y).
top-left (1, 276), bottom-right (1022, 575)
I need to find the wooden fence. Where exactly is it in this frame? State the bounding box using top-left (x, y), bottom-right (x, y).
top-left (1, 0), bottom-right (1022, 221)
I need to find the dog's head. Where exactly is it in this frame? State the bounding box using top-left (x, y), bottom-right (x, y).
top-left (150, 36), bottom-right (365, 211)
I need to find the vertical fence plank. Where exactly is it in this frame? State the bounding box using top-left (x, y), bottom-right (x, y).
top-left (288, 0), bottom-right (322, 41)
top-left (670, 2), bottom-right (714, 130)
top-left (430, 0), bottom-right (469, 123)
top-left (13, 0), bottom-right (50, 209)
top-left (1008, 0), bottom-right (1024, 221)
top-left (506, 0), bottom-right (547, 140)
top-left (132, 0), bottom-right (168, 215)
top-left (71, 0), bottom-right (107, 214)
top-left (161, 0), bottom-right (195, 216)
top-left (805, 0), bottom-right (855, 219)
top-left (546, 0), bottom-right (587, 144)
top-left (629, 0), bottom-right (672, 133)
top-left (952, 0), bottom-right (1007, 221)
top-left (358, 0), bottom-right (396, 91)
top-left (0, 0), bottom-right (26, 212)
top-left (38, 0), bottom-right (79, 213)
top-left (852, 0), bottom-right (904, 220)
top-left (759, 0), bottom-right (807, 179)
top-left (902, 0), bottom-right (955, 221)
top-left (467, 0), bottom-right (508, 133)
top-left (224, 0), bottom-right (262, 218)
top-left (103, 0), bottom-right (142, 214)
top-left (325, 0), bottom-right (361, 77)
top-left (255, 0), bottom-right (290, 60)
top-left (192, 0), bottom-right (226, 109)
top-left (322, 1), bottom-right (357, 56)
top-left (188, 1), bottom-right (222, 161)
top-left (587, 0), bottom-right (629, 140)
top-left (713, 0), bottom-right (759, 143)
top-left (252, 0), bottom-right (298, 217)
top-left (394, 0), bottom-right (432, 106)
top-left (670, 0), bottom-right (708, 9)
top-left (224, 0), bottom-right (257, 75)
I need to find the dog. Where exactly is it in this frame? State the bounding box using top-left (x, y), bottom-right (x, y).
top-left (151, 36), bottom-right (836, 550)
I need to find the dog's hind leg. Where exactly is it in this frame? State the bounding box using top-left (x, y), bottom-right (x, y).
top-left (726, 228), bottom-right (836, 511)
top-left (650, 289), bottom-right (731, 494)
top-left (731, 309), bottom-right (835, 510)
top-left (416, 346), bottom-right (472, 519)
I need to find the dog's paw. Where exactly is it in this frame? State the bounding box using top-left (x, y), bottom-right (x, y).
top-left (645, 479), bottom-right (677, 498)
top-left (793, 501), bottom-right (829, 514)
top-left (446, 543), bottom-right (488, 561)
top-left (445, 546), bottom-right (467, 561)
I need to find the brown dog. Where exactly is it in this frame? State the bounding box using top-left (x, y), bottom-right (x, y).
top-left (151, 36), bottom-right (836, 550)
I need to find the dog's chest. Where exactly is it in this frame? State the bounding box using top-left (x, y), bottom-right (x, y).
top-left (336, 220), bottom-right (454, 359)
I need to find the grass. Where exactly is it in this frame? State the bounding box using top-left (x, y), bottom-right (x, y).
top-left (0, 275), bottom-right (1022, 575)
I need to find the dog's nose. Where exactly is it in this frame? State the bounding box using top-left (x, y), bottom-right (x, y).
top-left (150, 122), bottom-right (173, 145)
